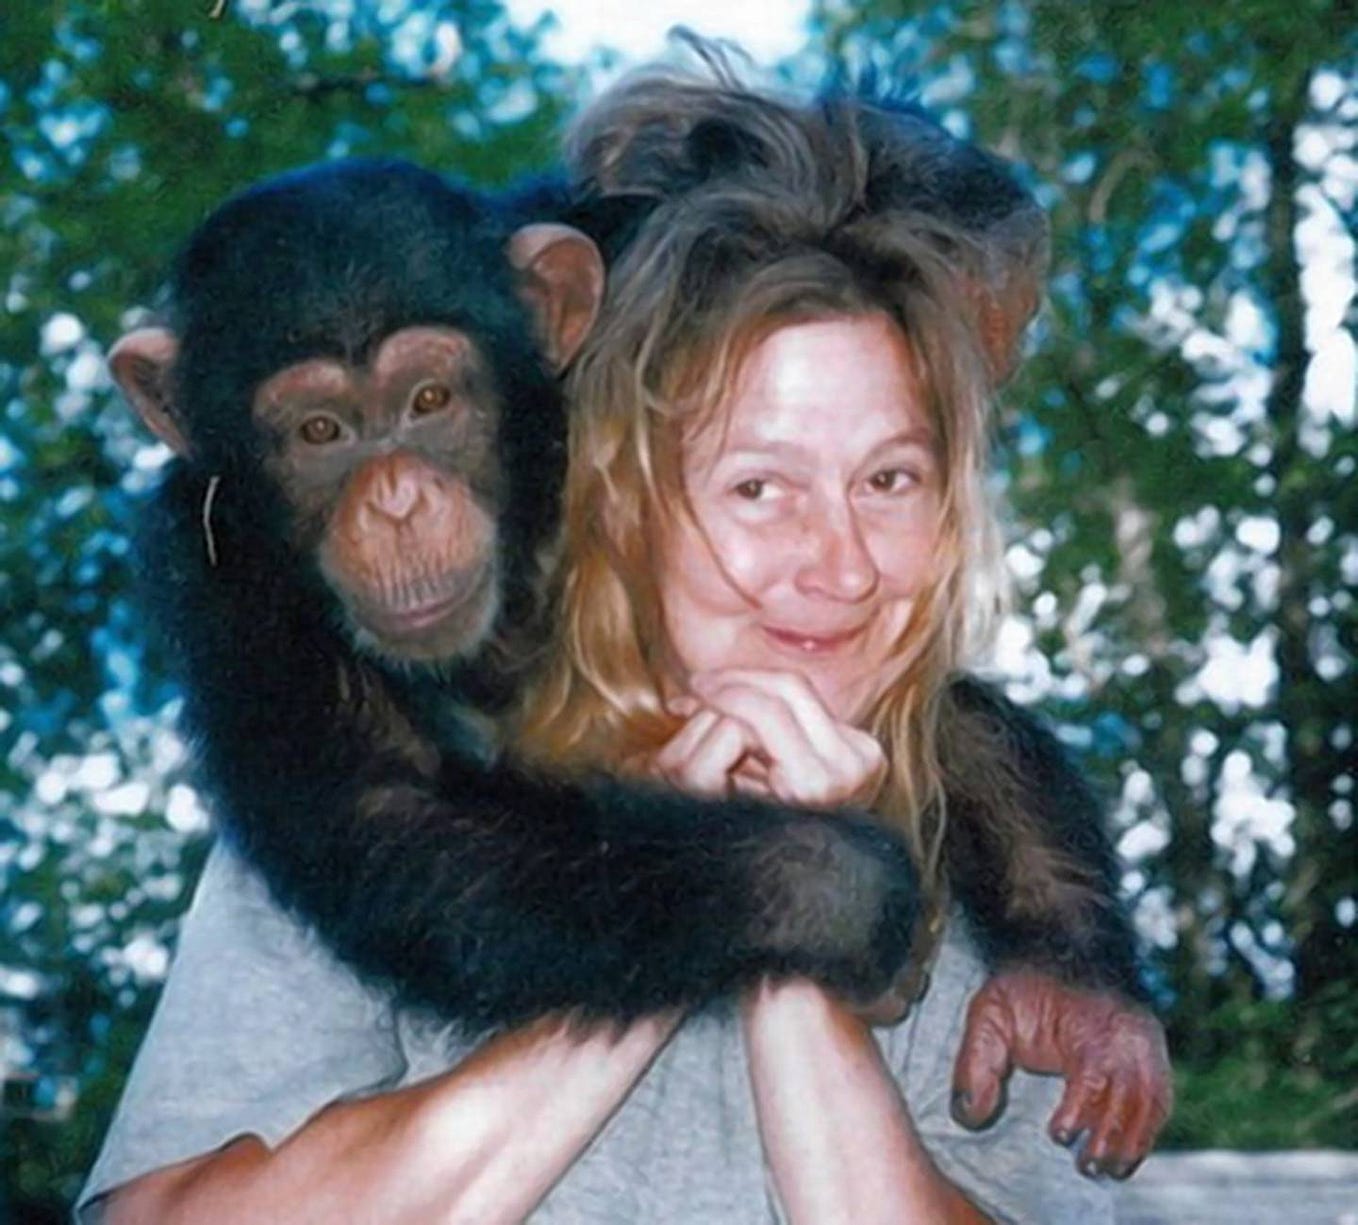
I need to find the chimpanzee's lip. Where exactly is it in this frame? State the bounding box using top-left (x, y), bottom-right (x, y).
top-left (358, 566), bottom-right (493, 640)
top-left (379, 592), bottom-right (468, 633)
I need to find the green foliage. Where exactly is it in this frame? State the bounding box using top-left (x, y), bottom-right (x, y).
top-left (1166, 985), bottom-right (1358, 1148)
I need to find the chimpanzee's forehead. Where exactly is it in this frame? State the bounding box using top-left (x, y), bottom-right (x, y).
top-left (171, 158), bottom-right (533, 395)
top-left (177, 162), bottom-right (509, 324)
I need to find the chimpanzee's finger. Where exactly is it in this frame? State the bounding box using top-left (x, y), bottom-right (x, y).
top-left (1102, 1079), bottom-right (1156, 1179)
top-left (854, 981), bottom-right (913, 1027)
top-left (952, 986), bottom-right (1016, 1129)
top-left (1111, 1057), bottom-right (1173, 1178)
top-left (1049, 1079), bottom-right (1087, 1147)
top-left (1080, 1075), bottom-right (1133, 1177)
top-left (1049, 1068), bottom-right (1110, 1149)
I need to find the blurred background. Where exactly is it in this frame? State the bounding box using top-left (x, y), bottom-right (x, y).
top-left (1, 0), bottom-right (1353, 1216)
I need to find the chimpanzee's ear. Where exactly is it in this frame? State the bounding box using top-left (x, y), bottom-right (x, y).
top-left (108, 327), bottom-right (192, 456)
top-left (508, 224), bottom-right (605, 371)
top-left (969, 209), bottom-right (1050, 386)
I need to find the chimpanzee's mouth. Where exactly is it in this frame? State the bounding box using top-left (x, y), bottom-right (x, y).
top-left (356, 562), bottom-right (497, 644)
top-left (381, 591), bottom-right (468, 633)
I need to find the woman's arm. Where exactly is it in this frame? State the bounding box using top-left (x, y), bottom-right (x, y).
top-left (105, 1011), bottom-right (679, 1225)
top-left (654, 669), bottom-right (990, 1222)
top-left (743, 980), bottom-right (991, 1225)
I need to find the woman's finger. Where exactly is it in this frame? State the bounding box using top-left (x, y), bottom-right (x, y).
top-left (657, 711), bottom-right (761, 797)
top-left (686, 682), bottom-right (835, 802)
top-left (692, 668), bottom-right (842, 758)
top-left (653, 708), bottom-right (721, 776)
top-left (707, 682), bottom-right (873, 807)
top-left (693, 669), bottom-right (885, 804)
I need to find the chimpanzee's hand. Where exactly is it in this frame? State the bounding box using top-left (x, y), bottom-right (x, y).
top-left (951, 970), bottom-right (1172, 1179)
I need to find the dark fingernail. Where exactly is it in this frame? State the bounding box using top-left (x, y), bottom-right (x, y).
top-left (951, 1089), bottom-right (972, 1115)
top-left (1054, 1128), bottom-right (1075, 1147)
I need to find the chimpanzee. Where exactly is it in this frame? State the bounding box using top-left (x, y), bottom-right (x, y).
top-left (111, 159), bottom-right (921, 1032)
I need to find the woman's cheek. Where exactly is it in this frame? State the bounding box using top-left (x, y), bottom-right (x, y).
top-left (870, 506), bottom-right (941, 597)
top-left (701, 517), bottom-right (788, 601)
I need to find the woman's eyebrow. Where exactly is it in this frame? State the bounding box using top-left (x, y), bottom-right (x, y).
top-left (868, 427), bottom-right (936, 454)
top-left (701, 427), bottom-right (940, 473)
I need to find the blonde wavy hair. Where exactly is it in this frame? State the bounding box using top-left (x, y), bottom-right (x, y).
top-left (516, 78), bottom-right (1008, 885)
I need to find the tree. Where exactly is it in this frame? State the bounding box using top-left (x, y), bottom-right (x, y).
top-left (813, 0), bottom-right (1356, 1146)
top-left (0, 1), bottom-right (577, 1211)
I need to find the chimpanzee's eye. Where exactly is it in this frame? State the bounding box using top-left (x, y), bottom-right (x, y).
top-left (412, 381), bottom-right (453, 415)
top-left (299, 415), bottom-right (341, 445)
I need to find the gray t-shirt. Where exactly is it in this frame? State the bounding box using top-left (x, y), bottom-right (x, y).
top-left (79, 845), bottom-right (1112, 1224)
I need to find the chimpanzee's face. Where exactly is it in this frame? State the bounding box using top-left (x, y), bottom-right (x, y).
top-left (252, 326), bottom-right (504, 663)
top-left (108, 163), bottom-right (604, 673)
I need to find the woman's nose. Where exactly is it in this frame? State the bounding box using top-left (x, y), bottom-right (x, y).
top-left (794, 501), bottom-right (879, 602)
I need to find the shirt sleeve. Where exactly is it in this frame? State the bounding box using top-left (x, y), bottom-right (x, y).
top-left (879, 919), bottom-right (1116, 1225)
top-left (76, 842), bottom-right (409, 1223)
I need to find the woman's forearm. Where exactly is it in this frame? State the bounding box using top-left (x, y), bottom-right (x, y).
top-left (742, 981), bottom-right (991, 1225)
top-left (106, 1012), bottom-right (680, 1225)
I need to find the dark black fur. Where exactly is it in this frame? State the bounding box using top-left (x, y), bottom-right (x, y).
top-left (941, 680), bottom-right (1146, 1002)
top-left (138, 159), bottom-right (919, 1034)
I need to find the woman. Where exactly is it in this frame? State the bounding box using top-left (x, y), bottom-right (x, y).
top-left (546, 56), bottom-right (1168, 1170)
top-left (519, 114), bottom-right (1084, 1220)
top-left (84, 79), bottom-right (1134, 1225)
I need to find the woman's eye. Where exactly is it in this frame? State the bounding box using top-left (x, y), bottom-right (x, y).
top-left (299, 415), bottom-right (341, 445)
top-left (868, 468), bottom-right (915, 493)
top-left (732, 478), bottom-right (767, 500)
top-left (412, 381), bottom-right (453, 415)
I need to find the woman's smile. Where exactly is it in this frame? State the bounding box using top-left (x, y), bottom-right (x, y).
top-left (760, 622), bottom-right (868, 657)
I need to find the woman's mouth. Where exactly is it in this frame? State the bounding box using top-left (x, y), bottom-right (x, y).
top-left (761, 624), bottom-right (867, 657)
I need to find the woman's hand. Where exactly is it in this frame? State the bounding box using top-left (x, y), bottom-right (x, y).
top-left (651, 668), bottom-right (908, 1025)
top-left (653, 668), bottom-right (885, 808)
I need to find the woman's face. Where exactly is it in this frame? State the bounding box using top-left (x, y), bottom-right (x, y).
top-left (658, 313), bottom-right (943, 723)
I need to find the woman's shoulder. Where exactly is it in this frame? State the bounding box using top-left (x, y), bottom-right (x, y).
top-left (167, 842), bottom-right (396, 1026)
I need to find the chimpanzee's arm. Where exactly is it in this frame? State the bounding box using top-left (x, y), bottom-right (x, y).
top-left (145, 469), bottom-right (918, 1035)
top-left (937, 676), bottom-right (1146, 1002)
top-left (250, 757), bottom-right (916, 1032)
